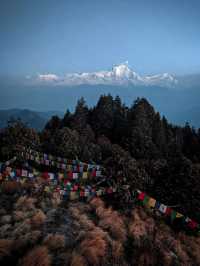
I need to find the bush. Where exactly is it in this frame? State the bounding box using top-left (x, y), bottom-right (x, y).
top-left (0, 239), bottom-right (13, 261)
top-left (20, 246), bottom-right (51, 266)
top-left (43, 234), bottom-right (65, 251)
top-left (31, 210), bottom-right (46, 228)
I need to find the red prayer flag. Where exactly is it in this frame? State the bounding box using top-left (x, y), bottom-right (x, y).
top-left (165, 207), bottom-right (172, 216)
top-left (107, 187), bottom-right (113, 194)
top-left (16, 169), bottom-right (22, 177)
top-left (43, 172), bottom-right (49, 180)
top-left (68, 171), bottom-right (73, 179)
top-left (188, 220), bottom-right (198, 230)
top-left (80, 191), bottom-right (85, 197)
top-left (92, 170), bottom-right (96, 177)
top-left (138, 192), bottom-right (145, 201)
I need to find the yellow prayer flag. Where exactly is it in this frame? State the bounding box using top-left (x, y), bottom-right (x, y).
top-left (58, 173), bottom-right (64, 180)
top-left (148, 197), bottom-right (156, 208)
top-left (20, 178), bottom-right (26, 184)
top-left (44, 186), bottom-right (50, 193)
top-left (96, 190), bottom-right (102, 196)
top-left (176, 212), bottom-right (184, 218)
top-left (70, 191), bottom-right (78, 200)
top-left (83, 172), bottom-right (88, 179)
top-left (67, 165), bottom-right (71, 171)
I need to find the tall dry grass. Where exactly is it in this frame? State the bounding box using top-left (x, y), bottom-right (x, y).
top-left (1, 181), bottom-right (21, 194)
top-left (90, 198), bottom-right (127, 243)
top-left (30, 210), bottom-right (46, 228)
top-left (0, 239), bottom-right (14, 260)
top-left (20, 246), bottom-right (51, 266)
top-left (43, 234), bottom-right (65, 251)
top-left (79, 228), bottom-right (107, 265)
top-left (70, 252), bottom-right (87, 266)
top-left (15, 196), bottom-right (36, 211)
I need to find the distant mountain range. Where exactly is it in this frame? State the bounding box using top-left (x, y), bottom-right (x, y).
top-left (36, 62), bottom-right (177, 87)
top-left (0, 63), bottom-right (200, 128)
top-left (0, 109), bottom-right (63, 130)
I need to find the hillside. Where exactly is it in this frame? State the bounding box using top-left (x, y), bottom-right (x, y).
top-left (0, 95), bottom-right (200, 265)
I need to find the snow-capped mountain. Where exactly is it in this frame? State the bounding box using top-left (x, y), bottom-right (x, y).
top-left (37, 62), bottom-right (178, 87)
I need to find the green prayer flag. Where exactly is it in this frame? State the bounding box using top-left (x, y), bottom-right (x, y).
top-left (143, 195), bottom-right (149, 206)
top-left (171, 210), bottom-right (177, 221)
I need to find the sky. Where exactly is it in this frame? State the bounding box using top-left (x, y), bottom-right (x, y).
top-left (0, 0), bottom-right (200, 77)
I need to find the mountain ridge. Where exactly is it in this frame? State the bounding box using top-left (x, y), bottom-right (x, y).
top-left (36, 62), bottom-right (177, 87)
top-left (0, 109), bottom-right (63, 130)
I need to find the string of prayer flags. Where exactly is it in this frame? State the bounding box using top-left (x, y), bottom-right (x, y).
top-left (19, 146), bottom-right (103, 171)
top-left (136, 190), bottom-right (199, 233)
top-left (0, 164), bottom-right (117, 202)
top-left (21, 151), bottom-right (103, 175)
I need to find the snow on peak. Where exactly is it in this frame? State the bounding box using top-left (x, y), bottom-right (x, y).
top-left (38, 74), bottom-right (59, 82)
top-left (36, 63), bottom-right (177, 87)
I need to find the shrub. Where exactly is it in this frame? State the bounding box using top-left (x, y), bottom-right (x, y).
top-left (13, 211), bottom-right (25, 222)
top-left (79, 228), bottom-right (107, 265)
top-left (0, 239), bottom-right (13, 260)
top-left (15, 196), bottom-right (36, 211)
top-left (96, 206), bottom-right (127, 243)
top-left (31, 210), bottom-right (46, 227)
top-left (43, 234), bottom-right (65, 251)
top-left (70, 252), bottom-right (87, 266)
top-left (1, 181), bottom-right (20, 194)
top-left (20, 246), bottom-right (51, 266)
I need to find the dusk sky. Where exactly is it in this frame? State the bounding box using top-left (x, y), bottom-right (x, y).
top-left (0, 0), bottom-right (200, 76)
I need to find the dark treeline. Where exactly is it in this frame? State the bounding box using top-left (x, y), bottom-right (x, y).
top-left (1, 95), bottom-right (200, 221)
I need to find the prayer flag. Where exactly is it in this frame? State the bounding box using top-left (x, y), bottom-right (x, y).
top-left (159, 204), bottom-right (167, 214)
top-left (83, 172), bottom-right (88, 179)
top-left (188, 220), bottom-right (198, 230)
top-left (176, 212), bottom-right (184, 218)
top-left (165, 207), bottom-right (172, 216)
top-left (143, 195), bottom-right (149, 205)
top-left (171, 210), bottom-right (177, 221)
top-left (22, 169), bottom-right (28, 177)
top-left (138, 192), bottom-right (145, 201)
top-left (147, 197), bottom-right (156, 208)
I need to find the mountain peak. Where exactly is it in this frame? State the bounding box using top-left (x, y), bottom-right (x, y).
top-left (112, 62), bottom-right (132, 78)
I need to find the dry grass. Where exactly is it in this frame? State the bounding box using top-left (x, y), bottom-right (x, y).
top-left (22, 230), bottom-right (42, 246)
top-left (110, 240), bottom-right (124, 260)
top-left (79, 228), bottom-right (107, 265)
top-left (21, 246), bottom-right (51, 266)
top-left (12, 220), bottom-right (32, 238)
top-left (90, 197), bottom-right (105, 209)
top-left (13, 211), bottom-right (26, 222)
top-left (0, 192), bottom-right (200, 266)
top-left (15, 196), bottom-right (36, 211)
top-left (31, 210), bottom-right (46, 227)
top-left (70, 207), bottom-right (95, 231)
top-left (70, 252), bottom-right (87, 266)
top-left (0, 239), bottom-right (13, 260)
top-left (1, 181), bottom-right (21, 194)
top-left (177, 235), bottom-right (200, 265)
top-left (137, 250), bottom-right (156, 266)
top-left (51, 193), bottom-right (61, 207)
top-left (129, 209), bottom-right (155, 248)
top-left (43, 234), bottom-right (65, 251)
top-left (93, 200), bottom-right (127, 243)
